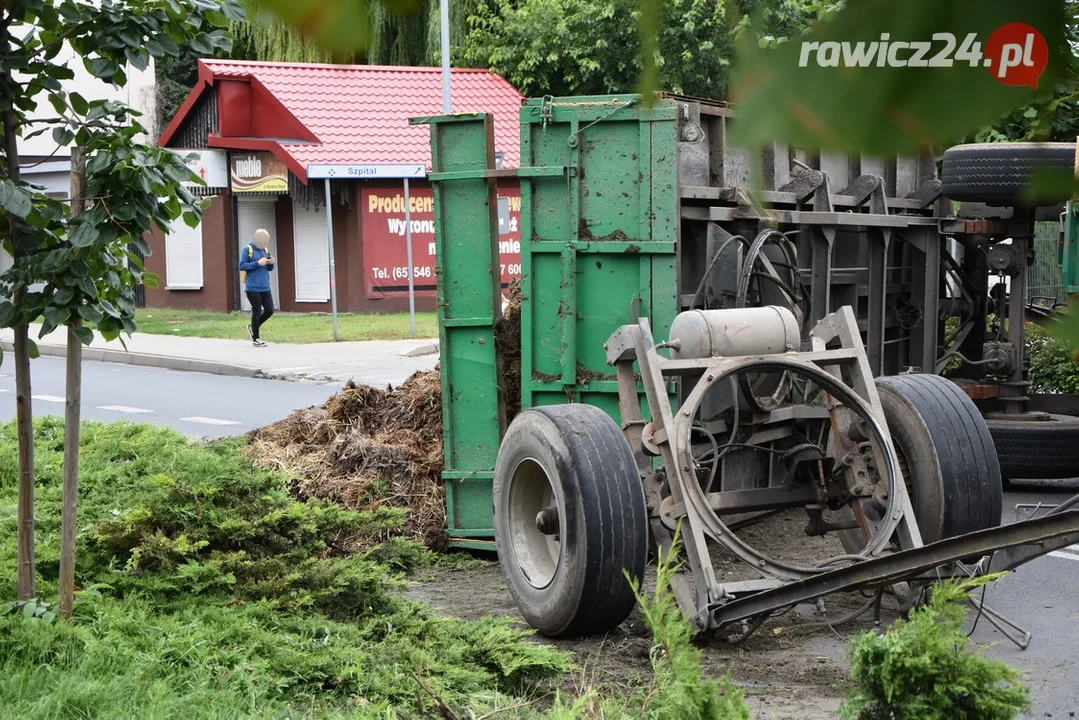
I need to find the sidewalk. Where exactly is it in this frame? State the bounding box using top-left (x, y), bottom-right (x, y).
top-left (0, 324), bottom-right (440, 386)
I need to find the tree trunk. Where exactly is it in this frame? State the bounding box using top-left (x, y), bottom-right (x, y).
top-left (3, 88), bottom-right (36, 602)
top-left (57, 148), bottom-right (85, 621)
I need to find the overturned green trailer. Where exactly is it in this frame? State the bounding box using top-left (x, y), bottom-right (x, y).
top-left (415, 95), bottom-right (1079, 640)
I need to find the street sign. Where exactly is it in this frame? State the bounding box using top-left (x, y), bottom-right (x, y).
top-left (172, 149), bottom-right (228, 187)
top-left (307, 163), bottom-right (427, 180)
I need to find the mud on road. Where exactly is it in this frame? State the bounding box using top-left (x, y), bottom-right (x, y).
top-left (403, 511), bottom-right (899, 719)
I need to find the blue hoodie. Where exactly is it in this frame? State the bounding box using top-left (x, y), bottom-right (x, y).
top-left (238, 242), bottom-right (275, 292)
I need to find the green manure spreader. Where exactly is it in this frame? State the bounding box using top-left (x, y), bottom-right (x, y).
top-left (412, 94), bottom-right (1079, 642)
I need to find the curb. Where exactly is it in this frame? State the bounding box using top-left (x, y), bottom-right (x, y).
top-left (401, 343), bottom-right (439, 358)
top-left (0, 339), bottom-right (259, 378)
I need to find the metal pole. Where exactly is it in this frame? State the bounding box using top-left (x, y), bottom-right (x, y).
top-left (440, 0), bottom-right (451, 113)
top-left (404, 178), bottom-right (417, 337)
top-left (324, 178), bottom-right (339, 341)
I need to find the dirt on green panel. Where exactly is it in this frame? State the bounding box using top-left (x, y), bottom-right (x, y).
top-left (494, 278), bottom-right (523, 424)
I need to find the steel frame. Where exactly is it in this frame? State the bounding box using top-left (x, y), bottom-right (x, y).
top-left (606, 305), bottom-right (1079, 633)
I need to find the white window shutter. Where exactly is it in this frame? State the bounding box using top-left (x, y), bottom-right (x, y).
top-left (165, 209), bottom-right (204, 290)
top-left (292, 201), bottom-right (330, 302)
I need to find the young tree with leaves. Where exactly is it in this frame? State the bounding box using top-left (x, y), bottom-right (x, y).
top-left (0, 0), bottom-right (245, 615)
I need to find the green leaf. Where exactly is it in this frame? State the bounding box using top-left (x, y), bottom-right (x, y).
top-left (69, 221), bottom-right (100, 249)
top-left (40, 611), bottom-right (57, 624)
top-left (0, 180), bottom-right (32, 218)
top-left (0, 301), bottom-right (15, 328)
top-left (205, 9), bottom-right (229, 27)
top-left (221, 0), bottom-right (248, 21)
top-left (100, 300), bottom-right (120, 318)
top-left (73, 326), bottom-right (95, 346)
top-left (53, 287), bottom-right (75, 306)
top-left (182, 210), bottom-right (201, 228)
top-left (730, 0), bottom-right (1069, 155)
top-left (69, 92), bottom-right (89, 115)
top-left (27, 340), bottom-right (40, 360)
top-left (86, 57), bottom-right (118, 80)
top-left (44, 305), bottom-right (71, 327)
top-left (78, 304), bottom-right (104, 324)
top-left (77, 277), bottom-right (98, 299)
top-left (48, 92), bottom-right (67, 115)
top-left (52, 126), bottom-right (75, 146)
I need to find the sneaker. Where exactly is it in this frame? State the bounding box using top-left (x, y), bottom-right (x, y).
top-left (247, 324), bottom-right (254, 341)
top-left (253, 339), bottom-right (267, 347)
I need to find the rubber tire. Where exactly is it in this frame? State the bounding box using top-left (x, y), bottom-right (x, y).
top-left (940, 142), bottom-right (1075, 206)
top-left (493, 404), bottom-right (648, 638)
top-left (986, 414), bottom-right (1079, 481)
top-left (876, 374), bottom-right (1003, 543)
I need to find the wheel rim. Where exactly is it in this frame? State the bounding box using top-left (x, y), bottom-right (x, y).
top-left (507, 457), bottom-right (562, 589)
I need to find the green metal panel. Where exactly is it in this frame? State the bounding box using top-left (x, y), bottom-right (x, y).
top-left (420, 95), bottom-right (681, 544)
top-left (413, 113), bottom-right (503, 540)
top-left (519, 95), bottom-right (679, 420)
top-left (1063, 201), bottom-right (1079, 295)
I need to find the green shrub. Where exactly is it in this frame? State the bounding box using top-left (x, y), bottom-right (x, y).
top-left (840, 576), bottom-right (1030, 720)
top-left (1026, 321), bottom-right (1079, 393)
top-left (0, 419), bottom-right (569, 718)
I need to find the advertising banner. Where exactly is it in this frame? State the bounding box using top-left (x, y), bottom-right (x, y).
top-left (361, 182), bottom-right (522, 299)
top-left (231, 151), bottom-right (288, 193)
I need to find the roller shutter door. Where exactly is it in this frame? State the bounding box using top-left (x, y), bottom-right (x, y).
top-left (292, 201), bottom-right (330, 302)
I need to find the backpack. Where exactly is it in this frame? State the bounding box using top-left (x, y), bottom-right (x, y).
top-left (239, 244), bottom-right (254, 285)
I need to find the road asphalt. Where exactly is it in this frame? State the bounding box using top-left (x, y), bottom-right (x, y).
top-left (0, 355), bottom-right (338, 438)
top-left (1, 357), bottom-right (1076, 716)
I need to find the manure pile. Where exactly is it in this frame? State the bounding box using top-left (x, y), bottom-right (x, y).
top-left (248, 283), bottom-right (523, 551)
top-left (247, 370), bottom-right (447, 548)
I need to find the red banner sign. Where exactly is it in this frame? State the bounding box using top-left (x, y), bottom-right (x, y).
top-left (361, 182), bottom-right (522, 299)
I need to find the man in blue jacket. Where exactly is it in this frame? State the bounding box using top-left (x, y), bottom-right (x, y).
top-left (238, 228), bottom-right (276, 347)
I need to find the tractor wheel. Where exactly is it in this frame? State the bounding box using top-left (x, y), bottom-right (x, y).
top-left (875, 374), bottom-right (1003, 543)
top-left (493, 404), bottom-right (647, 638)
top-left (940, 142), bottom-right (1075, 206)
top-left (986, 414), bottom-right (1079, 482)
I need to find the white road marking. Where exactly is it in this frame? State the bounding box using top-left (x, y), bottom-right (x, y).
top-left (180, 416), bottom-right (241, 426)
top-left (98, 405), bottom-right (154, 414)
top-left (0, 388), bottom-right (8, 393)
top-left (32, 394), bottom-right (65, 403)
top-left (1048, 551), bottom-right (1079, 562)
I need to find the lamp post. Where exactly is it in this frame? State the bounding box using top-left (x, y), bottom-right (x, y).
top-left (440, 0), bottom-right (451, 114)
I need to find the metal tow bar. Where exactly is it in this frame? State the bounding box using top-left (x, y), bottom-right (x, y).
top-left (705, 508), bottom-right (1079, 629)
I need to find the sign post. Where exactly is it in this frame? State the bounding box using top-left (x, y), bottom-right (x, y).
top-left (307, 164), bottom-right (429, 341)
top-left (404, 178), bottom-right (416, 337)
top-left (323, 178), bottom-right (339, 341)
top-left (440, 0), bottom-right (451, 114)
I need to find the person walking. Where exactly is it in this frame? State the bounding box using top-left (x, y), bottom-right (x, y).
top-left (238, 228), bottom-right (276, 347)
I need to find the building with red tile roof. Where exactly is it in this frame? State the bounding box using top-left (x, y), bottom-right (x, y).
top-left (148, 60), bottom-right (524, 317)
top-left (159, 59), bottom-right (523, 178)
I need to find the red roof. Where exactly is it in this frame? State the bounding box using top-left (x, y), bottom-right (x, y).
top-left (159, 59), bottom-right (523, 181)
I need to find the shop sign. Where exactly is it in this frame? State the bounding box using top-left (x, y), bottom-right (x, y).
top-left (231, 151), bottom-right (288, 193)
top-left (361, 183), bottom-right (522, 299)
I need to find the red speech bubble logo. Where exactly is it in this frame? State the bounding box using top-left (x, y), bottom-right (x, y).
top-left (984, 22), bottom-right (1048, 88)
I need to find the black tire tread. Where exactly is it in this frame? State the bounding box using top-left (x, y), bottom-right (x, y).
top-left (496, 404), bottom-right (647, 637)
top-left (941, 142), bottom-right (1074, 205)
top-left (986, 414), bottom-right (1079, 481)
top-left (877, 374), bottom-right (1002, 537)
